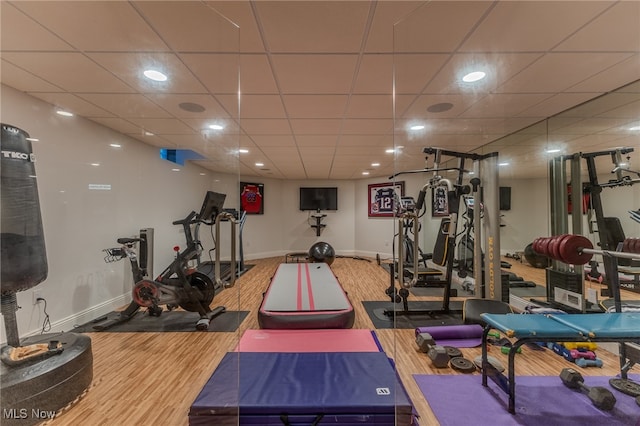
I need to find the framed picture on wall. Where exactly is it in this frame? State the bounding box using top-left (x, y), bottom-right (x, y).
top-left (368, 181), bottom-right (404, 217)
top-left (432, 186), bottom-right (449, 217)
top-left (240, 182), bottom-right (264, 214)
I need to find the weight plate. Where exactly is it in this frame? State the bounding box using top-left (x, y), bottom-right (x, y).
top-left (622, 238), bottom-right (632, 253)
top-left (558, 234), bottom-right (593, 265)
top-left (554, 235), bottom-right (573, 263)
top-left (532, 238), bottom-right (542, 254)
top-left (633, 238), bottom-right (640, 254)
top-left (450, 356), bottom-right (475, 373)
top-left (538, 237), bottom-right (551, 257)
top-left (609, 378), bottom-right (640, 397)
top-left (444, 346), bottom-right (462, 358)
top-left (473, 355), bottom-right (505, 373)
top-left (636, 396), bottom-right (640, 407)
top-left (548, 237), bottom-right (560, 261)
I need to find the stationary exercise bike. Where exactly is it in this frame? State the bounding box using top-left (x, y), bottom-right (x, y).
top-left (101, 191), bottom-right (237, 331)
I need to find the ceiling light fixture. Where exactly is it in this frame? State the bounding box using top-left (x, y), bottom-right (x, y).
top-left (546, 148), bottom-right (561, 153)
top-left (209, 124), bottom-right (224, 130)
top-left (56, 110), bottom-right (73, 117)
top-left (410, 125), bottom-right (425, 131)
top-left (144, 131), bottom-right (154, 136)
top-left (371, 163), bottom-right (380, 167)
top-left (239, 149), bottom-right (249, 154)
top-left (499, 162), bottom-right (510, 166)
top-left (385, 149), bottom-right (395, 154)
top-left (171, 168), bottom-right (180, 172)
top-left (629, 126), bottom-right (640, 131)
top-left (362, 171), bottom-right (370, 175)
top-left (90, 163), bottom-right (100, 167)
top-left (143, 69), bottom-right (167, 82)
top-left (462, 71), bottom-right (486, 83)
top-left (255, 162), bottom-right (264, 167)
top-left (110, 143), bottom-right (121, 148)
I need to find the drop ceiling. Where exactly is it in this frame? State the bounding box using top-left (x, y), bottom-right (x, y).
top-left (1, 1), bottom-right (639, 180)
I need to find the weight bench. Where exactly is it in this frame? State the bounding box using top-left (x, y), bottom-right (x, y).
top-left (258, 262), bottom-right (355, 329)
top-left (480, 312), bottom-right (640, 413)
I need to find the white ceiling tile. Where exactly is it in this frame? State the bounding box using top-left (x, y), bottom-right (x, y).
top-left (461, 1), bottom-right (612, 52)
top-left (392, 1), bottom-right (493, 52)
top-left (92, 118), bottom-right (145, 135)
top-left (342, 118), bottom-right (393, 134)
top-left (1, 60), bottom-right (63, 92)
top-left (567, 54), bottom-right (640, 93)
top-left (290, 119), bottom-right (343, 135)
top-left (461, 93), bottom-right (554, 119)
top-left (218, 94), bottom-right (285, 119)
top-left (517, 93), bottom-right (600, 119)
top-left (364, 2), bottom-right (425, 53)
top-left (254, 2), bottom-right (370, 53)
top-left (499, 52), bottom-right (634, 93)
top-left (241, 119), bottom-right (291, 134)
top-left (556, 2), bottom-right (640, 52)
top-left (77, 94), bottom-right (171, 118)
top-left (133, 1), bottom-right (240, 52)
top-left (249, 135), bottom-right (296, 147)
top-left (204, 1), bottom-right (265, 52)
top-left (126, 118), bottom-right (195, 135)
top-left (272, 55), bottom-right (358, 93)
top-left (1, 3), bottom-right (72, 51)
top-left (238, 55), bottom-right (279, 94)
top-left (12, 1), bottom-right (169, 51)
top-left (346, 95), bottom-right (392, 118)
top-left (295, 135), bottom-right (339, 147)
top-left (2, 52), bottom-right (133, 93)
top-left (179, 53), bottom-right (240, 94)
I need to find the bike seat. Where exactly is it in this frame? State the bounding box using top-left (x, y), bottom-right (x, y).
top-left (117, 237), bottom-right (140, 245)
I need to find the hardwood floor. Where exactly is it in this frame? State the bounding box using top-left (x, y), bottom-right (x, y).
top-left (45, 256), bottom-right (639, 425)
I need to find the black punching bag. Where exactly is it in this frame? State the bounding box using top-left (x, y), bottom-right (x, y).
top-left (1, 123), bottom-right (48, 296)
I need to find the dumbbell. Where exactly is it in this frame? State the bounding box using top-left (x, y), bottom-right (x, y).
top-left (415, 333), bottom-right (455, 368)
top-left (560, 368), bottom-right (616, 410)
top-left (575, 357), bottom-right (603, 368)
top-left (563, 342), bottom-right (598, 351)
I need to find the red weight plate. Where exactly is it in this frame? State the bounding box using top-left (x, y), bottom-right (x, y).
top-left (622, 238), bottom-right (632, 253)
top-left (559, 234), bottom-right (593, 265)
top-left (532, 237), bottom-right (540, 253)
top-left (631, 238), bottom-right (640, 254)
top-left (548, 236), bottom-right (561, 262)
top-left (538, 237), bottom-right (551, 257)
top-left (554, 235), bottom-right (573, 263)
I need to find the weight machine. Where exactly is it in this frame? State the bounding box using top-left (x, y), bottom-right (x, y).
top-left (384, 147), bottom-right (503, 316)
top-left (546, 147), bottom-right (639, 313)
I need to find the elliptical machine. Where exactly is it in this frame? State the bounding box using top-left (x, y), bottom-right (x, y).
top-left (100, 191), bottom-right (238, 331)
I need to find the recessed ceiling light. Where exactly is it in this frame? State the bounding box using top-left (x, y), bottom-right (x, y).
top-left (629, 126), bottom-right (640, 131)
top-left (410, 125), bottom-right (425, 131)
top-left (371, 162), bottom-right (380, 167)
top-left (144, 131), bottom-right (154, 136)
top-left (143, 69), bottom-right (167, 82)
top-left (462, 71), bottom-right (486, 83)
top-left (385, 149), bottom-right (395, 154)
top-left (362, 171), bottom-right (370, 175)
top-left (498, 162), bottom-right (509, 166)
top-left (56, 110), bottom-right (73, 117)
top-left (546, 148), bottom-right (561, 153)
top-left (110, 143), bottom-right (121, 148)
top-left (199, 172), bottom-right (206, 176)
top-left (255, 162), bottom-right (264, 167)
top-left (239, 149), bottom-right (249, 154)
top-left (90, 163), bottom-right (100, 167)
top-left (171, 168), bottom-right (180, 172)
top-left (25, 137), bottom-right (39, 142)
top-left (209, 124), bottom-right (224, 130)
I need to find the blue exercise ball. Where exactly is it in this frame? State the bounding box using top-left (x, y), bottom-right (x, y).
top-left (308, 242), bottom-right (335, 265)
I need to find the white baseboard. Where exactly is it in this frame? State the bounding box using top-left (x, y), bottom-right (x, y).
top-left (23, 293), bottom-right (130, 338)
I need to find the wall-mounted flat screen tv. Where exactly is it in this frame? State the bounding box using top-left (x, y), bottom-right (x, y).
top-left (299, 187), bottom-right (338, 211)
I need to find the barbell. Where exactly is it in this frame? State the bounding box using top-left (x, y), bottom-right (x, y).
top-left (532, 234), bottom-right (640, 265)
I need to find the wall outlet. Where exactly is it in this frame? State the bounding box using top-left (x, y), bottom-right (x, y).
top-left (32, 289), bottom-right (43, 305)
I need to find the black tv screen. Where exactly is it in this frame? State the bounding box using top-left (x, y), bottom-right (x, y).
top-left (499, 187), bottom-right (511, 211)
top-left (299, 187), bottom-right (338, 211)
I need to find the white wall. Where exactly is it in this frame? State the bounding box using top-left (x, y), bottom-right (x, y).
top-left (1, 85), bottom-right (237, 340)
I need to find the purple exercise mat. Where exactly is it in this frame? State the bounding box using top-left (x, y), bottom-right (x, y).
top-left (415, 324), bottom-right (483, 348)
top-left (414, 374), bottom-right (640, 426)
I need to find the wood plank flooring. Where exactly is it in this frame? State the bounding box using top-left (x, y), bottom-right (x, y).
top-left (45, 256), bottom-right (639, 425)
